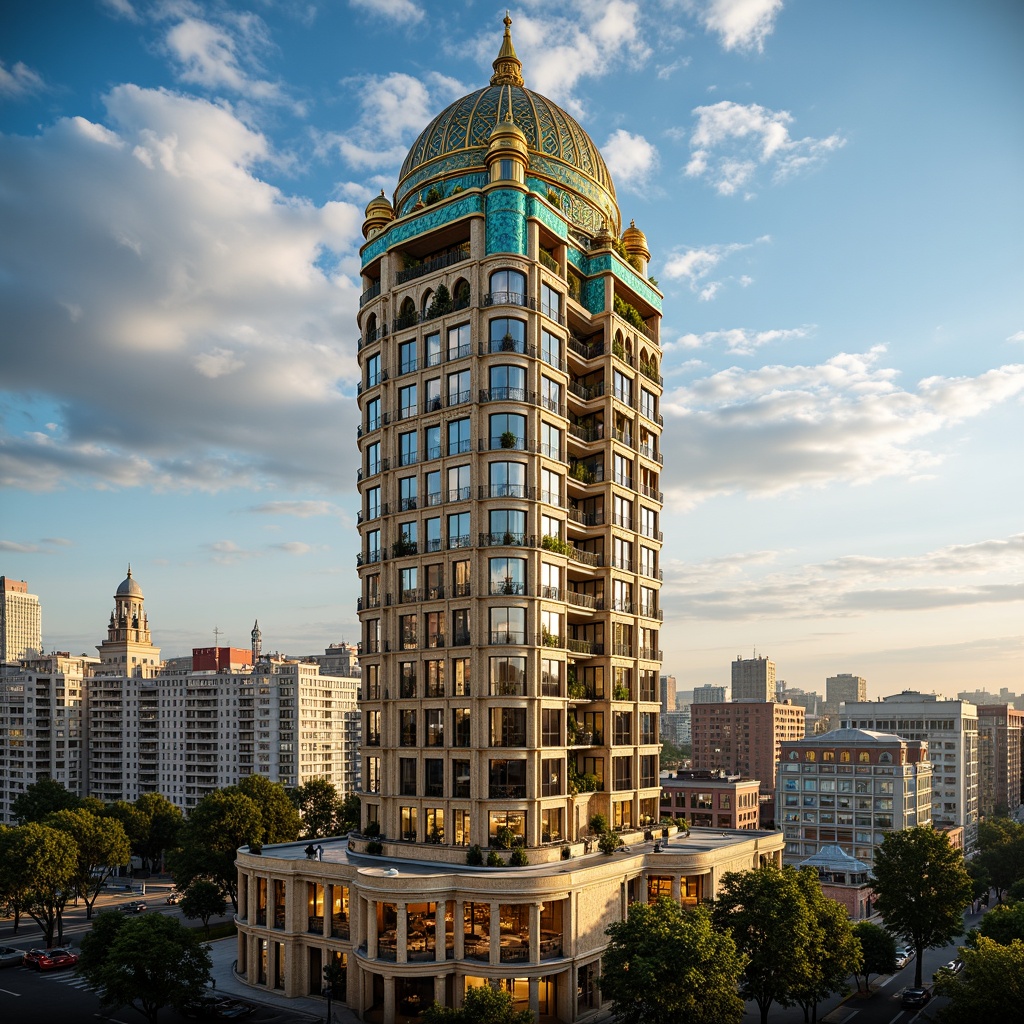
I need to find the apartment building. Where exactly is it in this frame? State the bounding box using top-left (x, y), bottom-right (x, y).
top-left (660, 769), bottom-right (760, 829)
top-left (977, 704), bottom-right (1024, 817)
top-left (1, 576), bottom-right (42, 664)
top-left (731, 655), bottom-right (775, 702)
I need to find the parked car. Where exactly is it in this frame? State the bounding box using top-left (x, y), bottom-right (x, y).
top-left (901, 987), bottom-right (931, 1009)
top-left (0, 946), bottom-right (26, 968)
top-left (934, 958), bottom-right (963, 981)
top-left (183, 994), bottom-right (256, 1019)
top-left (23, 948), bottom-right (79, 971)
top-left (120, 900), bottom-right (147, 913)
top-left (895, 948), bottom-right (914, 969)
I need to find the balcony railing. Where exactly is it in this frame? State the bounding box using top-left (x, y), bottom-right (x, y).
top-left (395, 246), bottom-right (470, 285)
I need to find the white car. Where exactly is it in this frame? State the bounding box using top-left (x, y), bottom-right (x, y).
top-left (895, 948), bottom-right (914, 970)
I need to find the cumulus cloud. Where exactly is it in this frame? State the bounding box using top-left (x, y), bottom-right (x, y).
top-left (246, 501), bottom-right (339, 518)
top-left (664, 534), bottom-right (1024, 621)
top-left (1007, 330), bottom-right (1024, 343)
top-left (683, 0), bottom-right (784, 53)
top-left (685, 100), bottom-right (845, 196)
top-left (0, 60), bottom-right (45, 99)
top-left (675, 326), bottom-right (812, 356)
top-left (349, 0), bottom-right (424, 22)
top-left (0, 85), bottom-right (364, 495)
top-left (601, 129), bottom-right (659, 192)
top-left (660, 348), bottom-right (1024, 508)
top-left (661, 236), bottom-right (767, 298)
top-left (467, 1), bottom-right (650, 117)
top-left (324, 71), bottom-right (463, 171)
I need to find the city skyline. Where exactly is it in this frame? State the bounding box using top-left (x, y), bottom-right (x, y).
top-left (2, 1), bottom-right (1022, 699)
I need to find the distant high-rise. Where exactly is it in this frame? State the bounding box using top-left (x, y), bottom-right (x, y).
top-left (841, 691), bottom-right (979, 850)
top-left (0, 576), bottom-right (42, 663)
top-left (977, 705), bottom-right (1024, 818)
top-left (660, 673), bottom-right (677, 713)
top-left (692, 683), bottom-right (726, 704)
top-left (825, 673), bottom-right (867, 712)
top-left (731, 655), bottom-right (775, 702)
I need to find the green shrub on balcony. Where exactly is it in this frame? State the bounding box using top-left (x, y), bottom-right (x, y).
top-left (509, 847), bottom-right (529, 867)
top-left (487, 851), bottom-right (505, 867)
top-left (466, 844), bottom-right (483, 866)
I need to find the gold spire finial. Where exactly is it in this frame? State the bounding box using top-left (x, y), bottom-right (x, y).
top-left (490, 12), bottom-right (524, 87)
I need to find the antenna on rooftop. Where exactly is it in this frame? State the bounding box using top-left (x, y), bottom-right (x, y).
top-left (213, 626), bottom-right (222, 645)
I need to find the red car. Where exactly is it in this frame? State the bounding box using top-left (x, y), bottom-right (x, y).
top-left (23, 948), bottom-right (79, 971)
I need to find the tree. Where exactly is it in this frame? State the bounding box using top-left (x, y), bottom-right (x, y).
top-left (0, 825), bottom-right (31, 934)
top-left (712, 864), bottom-right (819, 1024)
top-left (933, 935), bottom-right (1024, 1021)
top-left (791, 870), bottom-right (862, 1022)
top-left (135, 793), bottom-right (183, 872)
top-left (11, 778), bottom-right (80, 823)
top-left (168, 789), bottom-right (261, 909)
top-left (338, 793), bottom-right (360, 833)
top-left (870, 825), bottom-right (973, 988)
top-left (975, 818), bottom-right (1024, 902)
top-left (291, 778), bottom-right (343, 839)
top-left (599, 898), bottom-right (745, 1024)
top-left (976, 899), bottom-right (1024, 945)
top-left (9, 822), bottom-right (78, 946)
top-left (47, 808), bottom-right (130, 918)
top-left (852, 921), bottom-right (897, 992)
top-left (421, 984), bottom-right (534, 1024)
top-left (235, 774), bottom-right (302, 844)
top-left (103, 800), bottom-right (151, 867)
top-left (179, 879), bottom-right (226, 936)
top-left (77, 912), bottom-right (212, 1023)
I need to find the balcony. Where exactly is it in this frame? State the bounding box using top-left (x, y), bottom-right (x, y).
top-left (484, 291), bottom-right (536, 311)
top-left (359, 280), bottom-right (381, 307)
top-left (395, 246), bottom-right (470, 285)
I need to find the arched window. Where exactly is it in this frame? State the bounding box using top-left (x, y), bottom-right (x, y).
top-left (396, 297), bottom-right (417, 330)
top-left (453, 278), bottom-right (471, 310)
top-left (365, 312), bottom-right (378, 342)
top-left (421, 289), bottom-right (433, 316)
top-left (840, 751), bottom-right (850, 763)
top-left (489, 269), bottom-right (527, 306)
top-left (879, 752), bottom-right (893, 764)
top-left (489, 317), bottom-right (526, 354)
top-left (805, 750), bottom-right (816, 762)
top-left (858, 752), bottom-right (870, 763)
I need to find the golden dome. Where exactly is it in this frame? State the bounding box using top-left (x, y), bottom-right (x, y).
top-left (621, 219), bottom-right (650, 261)
top-left (365, 190), bottom-right (393, 216)
top-left (395, 15), bottom-right (618, 232)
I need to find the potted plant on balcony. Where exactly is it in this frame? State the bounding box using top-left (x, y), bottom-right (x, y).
top-left (502, 576), bottom-right (516, 595)
top-left (500, 430), bottom-right (517, 449)
top-left (466, 844), bottom-right (483, 866)
top-left (500, 332), bottom-right (516, 351)
top-left (509, 847), bottom-right (529, 867)
top-left (494, 825), bottom-right (515, 850)
top-left (598, 830), bottom-right (623, 855)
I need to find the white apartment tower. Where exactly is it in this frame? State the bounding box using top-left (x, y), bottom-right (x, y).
top-left (1, 576), bottom-right (42, 663)
top-left (840, 691), bottom-right (979, 849)
top-left (731, 655), bottom-right (775, 702)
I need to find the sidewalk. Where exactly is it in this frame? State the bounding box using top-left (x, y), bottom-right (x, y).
top-left (206, 936), bottom-right (360, 1023)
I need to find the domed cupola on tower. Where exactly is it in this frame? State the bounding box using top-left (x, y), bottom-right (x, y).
top-left (394, 14), bottom-right (619, 235)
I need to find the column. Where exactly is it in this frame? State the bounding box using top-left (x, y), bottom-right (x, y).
top-left (434, 975), bottom-right (446, 1010)
top-left (366, 898), bottom-right (378, 959)
top-left (671, 876), bottom-right (681, 902)
top-left (488, 902), bottom-right (500, 966)
top-left (529, 902), bottom-right (542, 964)
top-left (435, 901), bottom-right (446, 963)
top-left (383, 976), bottom-right (395, 1022)
top-left (454, 899), bottom-right (465, 959)
top-left (529, 978), bottom-right (540, 1019)
top-left (396, 901), bottom-right (408, 965)
top-left (323, 884), bottom-right (331, 939)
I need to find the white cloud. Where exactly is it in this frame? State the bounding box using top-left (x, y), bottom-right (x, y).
top-left (661, 348), bottom-right (1024, 508)
top-left (0, 85), bottom-right (364, 495)
top-left (1007, 330), bottom-right (1024, 343)
top-left (664, 533), bottom-right (1024, 621)
top-left (466, 2), bottom-right (650, 117)
top-left (661, 236), bottom-right (767, 297)
top-left (325, 71), bottom-right (463, 171)
top-left (684, 0), bottom-right (784, 53)
top-left (99, 0), bottom-right (139, 20)
top-left (349, 0), bottom-right (424, 22)
top-left (247, 501), bottom-right (338, 518)
top-left (601, 129), bottom-right (659, 192)
top-left (675, 326), bottom-right (812, 356)
top-left (0, 60), bottom-right (45, 99)
top-left (685, 100), bottom-right (845, 196)
top-left (272, 541), bottom-right (313, 555)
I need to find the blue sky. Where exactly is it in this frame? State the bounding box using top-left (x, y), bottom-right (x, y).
top-left (1, 0), bottom-right (1022, 699)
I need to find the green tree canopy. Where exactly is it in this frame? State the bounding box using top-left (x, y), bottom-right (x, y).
top-left (851, 921), bottom-right (897, 992)
top-left (103, 800), bottom-right (150, 860)
top-left (291, 778), bottom-right (344, 839)
top-left (976, 900), bottom-right (1024, 945)
top-left (934, 935), bottom-right (1024, 1021)
top-left (712, 864), bottom-right (819, 1024)
top-left (0, 824), bottom-right (31, 933)
top-left (179, 879), bottom-right (227, 936)
top-left (235, 774), bottom-right (302, 843)
top-left (47, 808), bottom-right (130, 919)
top-left (599, 898), bottom-right (746, 1024)
top-left (77, 911), bottom-right (212, 1024)
top-left (421, 984), bottom-right (534, 1024)
top-left (791, 869), bottom-right (862, 1022)
top-left (870, 825), bottom-right (973, 988)
top-left (975, 818), bottom-right (1024, 901)
top-left (11, 778), bottom-right (80, 823)
top-left (168, 789), bottom-right (262, 909)
top-left (9, 822), bottom-right (79, 946)
top-left (134, 793), bottom-right (184, 871)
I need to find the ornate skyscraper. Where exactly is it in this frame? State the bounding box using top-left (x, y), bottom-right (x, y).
top-left (355, 14), bottom-right (666, 853)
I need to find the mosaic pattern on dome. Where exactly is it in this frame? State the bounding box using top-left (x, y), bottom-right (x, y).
top-left (398, 85), bottom-right (615, 207)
